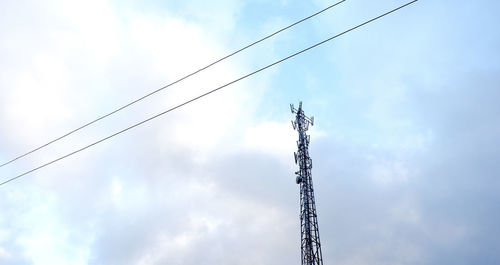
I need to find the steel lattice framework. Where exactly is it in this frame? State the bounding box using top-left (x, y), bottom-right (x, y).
top-left (291, 102), bottom-right (323, 265)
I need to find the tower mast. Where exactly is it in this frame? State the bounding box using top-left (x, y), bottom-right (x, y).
top-left (291, 101), bottom-right (323, 265)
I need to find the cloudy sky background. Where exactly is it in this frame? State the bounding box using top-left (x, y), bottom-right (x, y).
top-left (1, 0), bottom-right (499, 264)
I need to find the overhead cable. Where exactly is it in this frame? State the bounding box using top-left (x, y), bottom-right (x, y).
top-left (0, 0), bottom-right (347, 168)
top-left (0, 0), bottom-right (419, 186)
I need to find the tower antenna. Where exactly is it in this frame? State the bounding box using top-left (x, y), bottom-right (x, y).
top-left (291, 101), bottom-right (323, 265)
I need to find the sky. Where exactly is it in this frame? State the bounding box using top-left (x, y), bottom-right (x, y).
top-left (0, 0), bottom-right (499, 264)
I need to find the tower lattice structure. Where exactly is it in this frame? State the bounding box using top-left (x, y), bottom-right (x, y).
top-left (291, 101), bottom-right (323, 265)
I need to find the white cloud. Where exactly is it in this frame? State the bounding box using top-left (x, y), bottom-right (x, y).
top-left (0, 247), bottom-right (10, 258)
top-left (0, 0), bottom-right (263, 263)
top-left (369, 157), bottom-right (410, 186)
top-left (243, 121), bottom-right (295, 160)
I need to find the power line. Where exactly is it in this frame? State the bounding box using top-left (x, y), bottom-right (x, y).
top-left (0, 0), bottom-right (418, 187)
top-left (0, 0), bottom-right (347, 169)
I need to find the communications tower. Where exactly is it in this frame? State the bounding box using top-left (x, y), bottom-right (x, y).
top-left (291, 101), bottom-right (323, 265)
